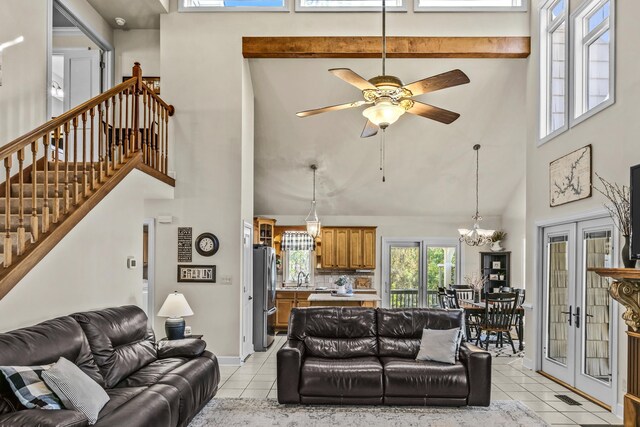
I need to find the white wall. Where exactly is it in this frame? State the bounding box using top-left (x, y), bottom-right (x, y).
top-left (501, 177), bottom-right (526, 289)
top-left (0, 170), bottom-right (171, 332)
top-left (525, 0), bottom-right (639, 412)
top-left (154, 0), bottom-right (529, 360)
top-left (57, 0), bottom-right (114, 50)
top-left (0, 1), bottom-right (48, 145)
top-left (114, 29), bottom-right (161, 83)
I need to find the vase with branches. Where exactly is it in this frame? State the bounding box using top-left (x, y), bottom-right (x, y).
top-left (592, 173), bottom-right (635, 268)
top-left (464, 273), bottom-right (487, 302)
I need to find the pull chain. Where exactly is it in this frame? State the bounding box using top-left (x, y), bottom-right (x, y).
top-left (382, 129), bottom-right (386, 183)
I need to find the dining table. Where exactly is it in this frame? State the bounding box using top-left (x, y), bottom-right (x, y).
top-left (458, 300), bottom-right (525, 351)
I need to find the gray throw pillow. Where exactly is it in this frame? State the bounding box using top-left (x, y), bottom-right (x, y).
top-left (416, 328), bottom-right (462, 365)
top-left (42, 357), bottom-right (110, 425)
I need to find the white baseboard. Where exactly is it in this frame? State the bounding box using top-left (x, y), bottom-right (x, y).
top-left (217, 356), bottom-right (242, 366)
top-left (614, 403), bottom-right (624, 418)
top-left (522, 357), bottom-right (534, 370)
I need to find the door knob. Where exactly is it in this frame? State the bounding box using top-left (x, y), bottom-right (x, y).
top-left (248, 296), bottom-right (253, 300)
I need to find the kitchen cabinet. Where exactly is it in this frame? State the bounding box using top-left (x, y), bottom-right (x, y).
top-left (254, 217), bottom-right (276, 248)
top-left (320, 227), bottom-right (377, 270)
top-left (275, 298), bottom-right (294, 327)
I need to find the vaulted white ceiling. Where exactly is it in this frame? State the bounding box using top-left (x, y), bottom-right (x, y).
top-left (251, 57), bottom-right (527, 217)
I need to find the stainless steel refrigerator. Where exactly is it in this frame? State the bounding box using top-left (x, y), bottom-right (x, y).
top-left (253, 245), bottom-right (277, 351)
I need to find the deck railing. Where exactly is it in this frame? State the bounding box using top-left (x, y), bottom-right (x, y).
top-left (389, 289), bottom-right (440, 308)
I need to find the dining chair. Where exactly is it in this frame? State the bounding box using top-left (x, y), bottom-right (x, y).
top-left (445, 289), bottom-right (459, 309)
top-left (454, 287), bottom-right (474, 303)
top-left (437, 287), bottom-right (448, 309)
top-left (476, 292), bottom-right (519, 354)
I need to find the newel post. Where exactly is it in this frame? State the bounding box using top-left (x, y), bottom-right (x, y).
top-left (132, 62), bottom-right (142, 151)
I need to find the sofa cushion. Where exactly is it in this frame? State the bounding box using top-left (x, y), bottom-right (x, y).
top-left (0, 365), bottom-right (61, 410)
top-left (98, 387), bottom-right (145, 420)
top-left (115, 358), bottom-right (187, 388)
top-left (381, 357), bottom-right (469, 398)
top-left (377, 309), bottom-right (464, 358)
top-left (93, 384), bottom-right (180, 427)
top-left (289, 307), bottom-right (378, 358)
top-left (71, 306), bottom-right (157, 388)
top-left (300, 356), bottom-right (383, 397)
top-left (0, 316), bottom-right (103, 386)
top-left (0, 408), bottom-right (89, 427)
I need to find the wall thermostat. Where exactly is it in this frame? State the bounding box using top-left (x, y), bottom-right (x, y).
top-left (127, 256), bottom-right (137, 269)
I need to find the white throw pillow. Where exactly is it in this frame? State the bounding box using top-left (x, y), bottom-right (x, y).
top-left (416, 328), bottom-right (462, 365)
top-left (42, 357), bottom-right (110, 425)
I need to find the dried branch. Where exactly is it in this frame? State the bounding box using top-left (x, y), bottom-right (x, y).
top-left (592, 173), bottom-right (631, 235)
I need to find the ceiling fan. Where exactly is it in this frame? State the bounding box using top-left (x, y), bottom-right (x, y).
top-left (295, 2), bottom-right (470, 138)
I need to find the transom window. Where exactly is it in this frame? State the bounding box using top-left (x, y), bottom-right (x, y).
top-left (181, 0), bottom-right (287, 11)
top-left (415, 0), bottom-right (526, 12)
top-left (539, 0), bottom-right (568, 143)
top-left (296, 0), bottom-right (404, 11)
top-left (571, 0), bottom-right (615, 124)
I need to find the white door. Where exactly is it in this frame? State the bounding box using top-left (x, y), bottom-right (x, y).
top-left (241, 222), bottom-right (254, 360)
top-left (541, 218), bottom-right (617, 406)
top-left (62, 49), bottom-right (101, 111)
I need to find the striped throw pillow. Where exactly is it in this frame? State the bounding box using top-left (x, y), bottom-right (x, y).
top-left (0, 365), bottom-right (62, 410)
top-left (42, 357), bottom-right (109, 425)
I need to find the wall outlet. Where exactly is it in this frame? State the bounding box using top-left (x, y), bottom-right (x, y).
top-left (221, 275), bottom-right (232, 285)
top-left (127, 256), bottom-right (137, 269)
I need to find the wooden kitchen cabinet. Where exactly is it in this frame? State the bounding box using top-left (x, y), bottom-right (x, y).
top-left (321, 229), bottom-right (336, 268)
top-left (254, 217), bottom-right (276, 248)
top-left (362, 228), bottom-right (376, 269)
top-left (276, 298), bottom-right (294, 328)
top-left (320, 227), bottom-right (377, 270)
top-left (335, 229), bottom-right (349, 269)
top-left (349, 229), bottom-right (362, 268)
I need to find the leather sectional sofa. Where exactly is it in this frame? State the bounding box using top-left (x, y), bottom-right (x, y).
top-left (0, 305), bottom-right (219, 427)
top-left (277, 307), bottom-right (491, 406)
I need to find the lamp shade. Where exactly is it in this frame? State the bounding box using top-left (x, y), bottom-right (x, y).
top-left (157, 292), bottom-right (194, 318)
top-left (362, 100), bottom-right (405, 129)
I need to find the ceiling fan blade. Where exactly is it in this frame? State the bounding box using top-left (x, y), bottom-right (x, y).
top-left (403, 69), bottom-right (470, 97)
top-left (296, 100), bottom-right (368, 118)
top-left (361, 120), bottom-right (379, 138)
top-left (329, 68), bottom-right (377, 91)
top-left (406, 101), bottom-right (461, 124)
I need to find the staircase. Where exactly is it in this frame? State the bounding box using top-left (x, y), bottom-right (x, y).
top-left (0, 63), bottom-right (175, 300)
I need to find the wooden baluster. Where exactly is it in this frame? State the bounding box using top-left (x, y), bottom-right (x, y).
top-left (53, 127), bottom-right (60, 223)
top-left (163, 108), bottom-right (168, 174)
top-left (81, 112), bottom-right (88, 198)
top-left (4, 157), bottom-right (12, 267)
top-left (72, 117), bottom-right (79, 206)
top-left (111, 96), bottom-right (116, 172)
top-left (142, 90), bottom-right (148, 164)
top-left (16, 149), bottom-right (25, 255)
top-left (90, 107), bottom-right (96, 190)
top-left (124, 87), bottom-right (130, 157)
top-left (155, 100), bottom-right (160, 170)
top-left (99, 103), bottom-right (105, 181)
top-left (64, 121), bottom-right (71, 214)
top-left (30, 141), bottom-right (38, 243)
top-left (132, 62), bottom-right (142, 153)
top-left (104, 100), bottom-right (111, 177)
top-left (118, 92), bottom-right (124, 165)
top-left (42, 134), bottom-right (50, 234)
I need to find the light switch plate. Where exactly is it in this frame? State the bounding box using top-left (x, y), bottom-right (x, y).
top-left (221, 275), bottom-right (232, 285)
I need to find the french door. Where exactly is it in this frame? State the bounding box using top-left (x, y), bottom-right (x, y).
top-left (541, 217), bottom-right (617, 406)
top-left (382, 238), bottom-right (459, 309)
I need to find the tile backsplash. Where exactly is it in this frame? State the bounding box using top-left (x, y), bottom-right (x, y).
top-left (277, 268), bottom-right (374, 289)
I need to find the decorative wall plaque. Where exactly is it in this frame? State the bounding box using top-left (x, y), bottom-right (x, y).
top-left (549, 145), bottom-right (592, 207)
top-left (177, 265), bottom-right (216, 283)
top-left (177, 227), bottom-right (193, 262)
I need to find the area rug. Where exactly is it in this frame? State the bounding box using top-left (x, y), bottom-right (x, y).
top-left (189, 398), bottom-right (548, 426)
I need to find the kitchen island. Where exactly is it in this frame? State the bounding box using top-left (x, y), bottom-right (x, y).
top-left (307, 293), bottom-right (380, 308)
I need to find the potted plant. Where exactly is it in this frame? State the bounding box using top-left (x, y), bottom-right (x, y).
top-left (490, 231), bottom-right (507, 252)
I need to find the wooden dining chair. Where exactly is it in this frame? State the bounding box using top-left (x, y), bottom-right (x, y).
top-left (445, 289), bottom-right (459, 309)
top-left (476, 292), bottom-right (519, 354)
top-left (454, 287), bottom-right (474, 303)
top-left (437, 287), bottom-right (448, 309)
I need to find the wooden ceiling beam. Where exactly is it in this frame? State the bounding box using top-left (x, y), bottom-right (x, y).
top-left (242, 36), bottom-right (530, 59)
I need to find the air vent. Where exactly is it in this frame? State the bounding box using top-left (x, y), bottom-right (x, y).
top-left (554, 394), bottom-right (582, 406)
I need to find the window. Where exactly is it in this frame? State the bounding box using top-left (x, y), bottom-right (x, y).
top-left (296, 0), bottom-right (404, 12)
top-left (539, 0), bottom-right (569, 143)
top-left (571, 0), bottom-right (615, 125)
top-left (284, 250), bottom-right (314, 284)
top-left (415, 0), bottom-right (526, 12)
top-left (180, 0), bottom-right (287, 11)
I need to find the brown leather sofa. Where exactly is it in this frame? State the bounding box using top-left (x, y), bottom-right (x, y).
top-left (0, 306), bottom-right (219, 427)
top-left (277, 307), bottom-right (491, 406)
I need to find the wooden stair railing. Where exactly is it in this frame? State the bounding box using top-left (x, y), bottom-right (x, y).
top-left (0, 63), bottom-right (175, 300)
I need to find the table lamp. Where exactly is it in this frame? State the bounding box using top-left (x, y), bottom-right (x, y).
top-left (158, 291), bottom-right (194, 340)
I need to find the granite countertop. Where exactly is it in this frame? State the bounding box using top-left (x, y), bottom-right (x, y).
top-left (307, 293), bottom-right (381, 302)
top-left (276, 287), bottom-right (376, 293)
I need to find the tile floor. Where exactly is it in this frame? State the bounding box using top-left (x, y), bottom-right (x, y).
top-left (216, 336), bottom-right (623, 426)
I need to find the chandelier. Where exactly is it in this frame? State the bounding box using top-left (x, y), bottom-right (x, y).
top-left (305, 164), bottom-right (321, 239)
top-left (458, 144), bottom-right (494, 246)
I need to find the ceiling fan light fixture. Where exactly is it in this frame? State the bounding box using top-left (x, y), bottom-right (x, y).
top-left (362, 99), bottom-right (405, 129)
top-left (305, 165), bottom-right (321, 239)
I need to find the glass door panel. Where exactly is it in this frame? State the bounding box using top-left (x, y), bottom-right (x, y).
top-left (388, 244), bottom-right (421, 308)
top-left (426, 246), bottom-right (457, 307)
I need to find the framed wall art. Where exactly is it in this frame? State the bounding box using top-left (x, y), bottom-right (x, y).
top-left (549, 145), bottom-right (592, 207)
top-left (177, 265), bottom-right (216, 283)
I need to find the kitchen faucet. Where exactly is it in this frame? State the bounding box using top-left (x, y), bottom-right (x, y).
top-left (297, 272), bottom-right (309, 287)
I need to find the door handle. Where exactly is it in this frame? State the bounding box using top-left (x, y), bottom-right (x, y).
top-left (573, 306), bottom-right (580, 328)
top-left (561, 305), bottom-right (572, 326)
top-left (248, 296), bottom-right (253, 300)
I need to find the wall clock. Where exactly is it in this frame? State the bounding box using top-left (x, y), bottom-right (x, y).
top-left (195, 233), bottom-right (219, 257)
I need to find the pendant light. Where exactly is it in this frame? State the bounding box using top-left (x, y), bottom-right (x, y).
top-left (458, 144), bottom-right (494, 246)
top-left (305, 164), bottom-right (321, 239)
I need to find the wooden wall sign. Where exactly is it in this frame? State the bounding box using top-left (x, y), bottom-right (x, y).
top-left (549, 145), bottom-right (592, 207)
top-left (178, 227), bottom-right (193, 262)
top-left (177, 265), bottom-right (216, 283)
